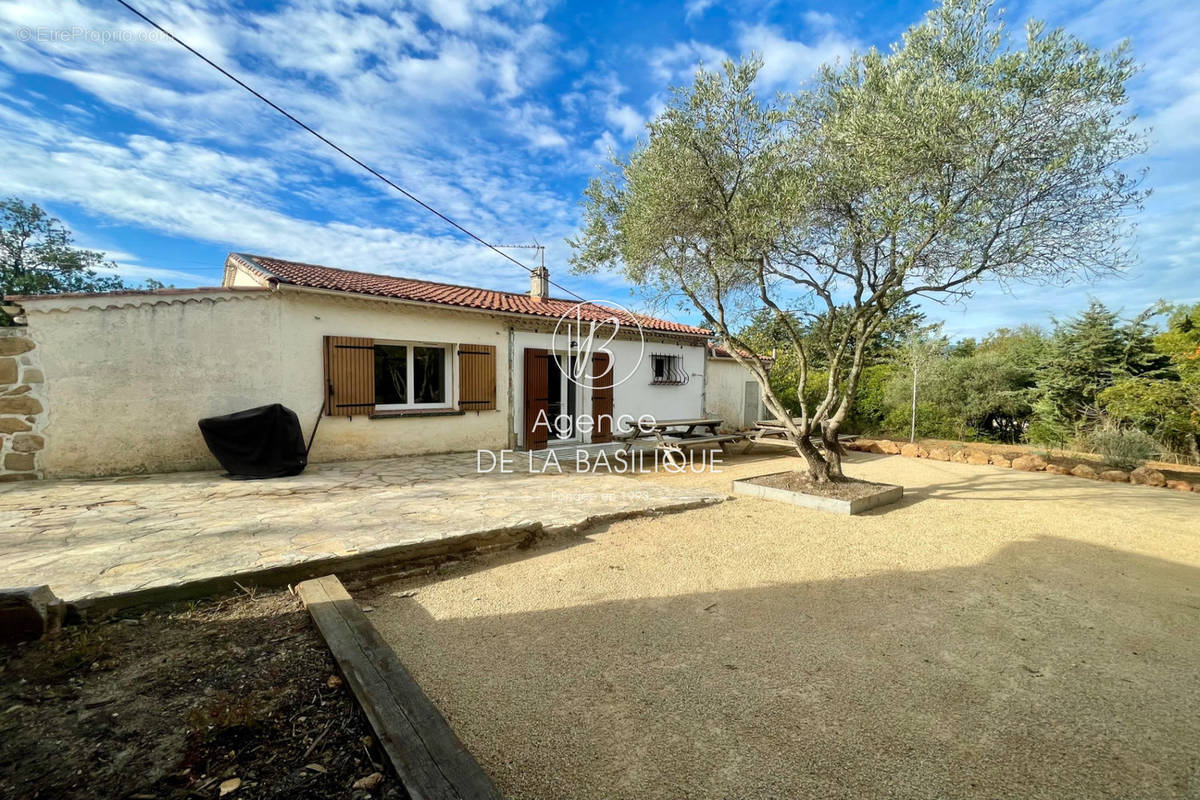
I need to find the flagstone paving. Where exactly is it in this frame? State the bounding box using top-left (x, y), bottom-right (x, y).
top-left (0, 453), bottom-right (723, 606)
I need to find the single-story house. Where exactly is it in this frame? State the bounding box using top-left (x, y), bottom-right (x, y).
top-left (1, 253), bottom-right (730, 479)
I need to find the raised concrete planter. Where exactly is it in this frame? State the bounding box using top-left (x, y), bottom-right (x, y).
top-left (732, 472), bottom-right (904, 515)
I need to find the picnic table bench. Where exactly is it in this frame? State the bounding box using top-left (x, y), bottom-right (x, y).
top-left (618, 417), bottom-right (745, 466)
top-left (745, 419), bottom-right (858, 454)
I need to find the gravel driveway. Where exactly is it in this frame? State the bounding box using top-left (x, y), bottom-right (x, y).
top-left (366, 452), bottom-right (1200, 800)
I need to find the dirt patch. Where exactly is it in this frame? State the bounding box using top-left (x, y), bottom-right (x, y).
top-left (0, 590), bottom-right (401, 800)
top-left (743, 471), bottom-right (893, 500)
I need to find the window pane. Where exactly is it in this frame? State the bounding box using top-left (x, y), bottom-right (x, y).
top-left (413, 346), bottom-right (445, 404)
top-left (374, 345), bottom-right (407, 405)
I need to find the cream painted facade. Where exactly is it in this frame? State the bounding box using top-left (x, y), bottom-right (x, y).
top-left (23, 288), bottom-right (511, 477)
top-left (704, 356), bottom-right (764, 431)
top-left (17, 280), bottom-right (710, 478)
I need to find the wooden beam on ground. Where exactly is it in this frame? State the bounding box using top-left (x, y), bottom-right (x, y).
top-left (296, 574), bottom-right (503, 800)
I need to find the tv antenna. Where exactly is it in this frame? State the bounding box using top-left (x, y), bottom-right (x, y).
top-left (491, 240), bottom-right (545, 271)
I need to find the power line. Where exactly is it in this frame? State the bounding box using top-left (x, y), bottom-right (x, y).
top-left (110, 0), bottom-right (587, 303)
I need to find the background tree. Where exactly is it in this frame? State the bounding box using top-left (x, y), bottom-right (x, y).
top-left (1099, 302), bottom-right (1200, 460)
top-left (1029, 301), bottom-right (1173, 446)
top-left (571, 0), bottom-right (1146, 482)
top-left (1, 198), bottom-right (128, 306)
top-left (895, 325), bottom-right (948, 443)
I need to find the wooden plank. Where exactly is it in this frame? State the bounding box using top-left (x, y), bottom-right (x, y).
top-left (296, 575), bottom-right (503, 800)
top-left (458, 344), bottom-right (497, 411)
top-left (523, 348), bottom-right (550, 450)
top-left (324, 336), bottom-right (375, 416)
top-left (666, 434), bottom-right (744, 446)
top-left (590, 352), bottom-right (613, 443)
top-left (649, 417), bottom-right (722, 429)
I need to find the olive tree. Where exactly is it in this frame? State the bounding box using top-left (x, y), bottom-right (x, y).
top-left (569, 0), bottom-right (1146, 482)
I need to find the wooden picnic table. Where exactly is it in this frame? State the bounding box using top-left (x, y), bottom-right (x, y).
top-left (639, 417), bottom-right (724, 437)
top-left (619, 417), bottom-right (745, 466)
top-left (745, 418), bottom-right (857, 453)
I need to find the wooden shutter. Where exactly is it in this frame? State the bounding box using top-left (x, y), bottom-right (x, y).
top-left (324, 336), bottom-right (375, 416)
top-left (523, 348), bottom-right (550, 450)
top-left (591, 352), bottom-right (614, 443)
top-left (457, 344), bottom-right (497, 411)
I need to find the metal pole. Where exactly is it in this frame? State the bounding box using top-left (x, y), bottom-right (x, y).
top-left (910, 367), bottom-right (917, 443)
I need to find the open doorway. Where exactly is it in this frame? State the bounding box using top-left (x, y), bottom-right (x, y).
top-left (546, 354), bottom-right (579, 441)
top-left (524, 348), bottom-right (581, 449)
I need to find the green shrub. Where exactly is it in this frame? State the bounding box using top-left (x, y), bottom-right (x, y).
top-left (1084, 427), bottom-right (1160, 470)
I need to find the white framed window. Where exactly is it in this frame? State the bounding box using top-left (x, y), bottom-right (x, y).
top-left (374, 341), bottom-right (452, 410)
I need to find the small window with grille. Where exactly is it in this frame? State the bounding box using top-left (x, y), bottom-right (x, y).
top-left (650, 354), bottom-right (687, 385)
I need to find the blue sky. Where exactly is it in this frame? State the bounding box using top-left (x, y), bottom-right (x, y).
top-left (0, 0), bottom-right (1196, 339)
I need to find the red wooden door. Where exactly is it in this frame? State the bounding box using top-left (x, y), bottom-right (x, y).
top-left (591, 352), bottom-right (614, 443)
top-left (523, 348), bottom-right (550, 450)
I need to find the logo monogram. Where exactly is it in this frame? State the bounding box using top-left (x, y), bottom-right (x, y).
top-left (550, 300), bottom-right (645, 390)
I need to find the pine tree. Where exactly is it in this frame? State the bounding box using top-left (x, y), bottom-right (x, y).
top-left (1030, 301), bottom-right (1176, 444)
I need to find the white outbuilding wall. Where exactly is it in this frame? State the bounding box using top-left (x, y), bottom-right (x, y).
top-left (704, 357), bottom-right (764, 431)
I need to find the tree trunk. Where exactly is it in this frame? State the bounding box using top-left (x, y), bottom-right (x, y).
top-left (821, 419), bottom-right (846, 479)
top-left (909, 369), bottom-right (917, 443)
top-left (790, 431), bottom-right (832, 483)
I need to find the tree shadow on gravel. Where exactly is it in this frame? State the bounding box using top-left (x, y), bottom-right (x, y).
top-left (369, 535), bottom-right (1200, 800)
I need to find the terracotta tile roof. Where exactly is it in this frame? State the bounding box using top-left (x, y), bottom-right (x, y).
top-left (228, 253), bottom-right (712, 337)
top-left (707, 342), bottom-right (775, 363)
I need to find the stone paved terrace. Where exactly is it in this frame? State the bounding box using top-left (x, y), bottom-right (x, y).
top-left (0, 453), bottom-right (723, 609)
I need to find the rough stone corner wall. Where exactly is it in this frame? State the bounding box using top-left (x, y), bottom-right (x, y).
top-left (0, 327), bottom-right (45, 481)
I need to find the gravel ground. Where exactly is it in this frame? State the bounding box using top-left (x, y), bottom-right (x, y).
top-left (365, 451), bottom-right (1200, 800)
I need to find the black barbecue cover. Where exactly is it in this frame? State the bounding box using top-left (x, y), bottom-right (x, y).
top-left (198, 404), bottom-right (308, 479)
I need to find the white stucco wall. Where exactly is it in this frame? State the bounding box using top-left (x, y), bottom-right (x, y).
top-left (22, 281), bottom-right (711, 477)
top-left (278, 290), bottom-right (509, 464)
top-left (705, 358), bottom-right (763, 431)
top-left (23, 288), bottom-right (511, 477)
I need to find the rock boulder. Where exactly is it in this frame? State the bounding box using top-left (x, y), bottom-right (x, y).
top-left (1129, 466), bottom-right (1166, 487)
top-left (0, 585), bottom-right (65, 644)
top-left (1012, 454), bottom-right (1048, 472)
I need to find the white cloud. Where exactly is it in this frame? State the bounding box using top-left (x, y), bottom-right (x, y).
top-left (648, 40), bottom-right (730, 86)
top-left (802, 10), bottom-right (838, 31)
top-left (605, 103), bottom-right (645, 140)
top-left (684, 0), bottom-right (717, 22)
top-left (0, 108), bottom-right (558, 288)
top-left (735, 24), bottom-right (856, 90)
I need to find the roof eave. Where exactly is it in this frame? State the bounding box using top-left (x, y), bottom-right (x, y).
top-left (274, 282), bottom-right (710, 338)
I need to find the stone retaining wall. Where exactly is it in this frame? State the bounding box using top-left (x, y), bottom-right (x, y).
top-left (0, 327), bottom-right (45, 481)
